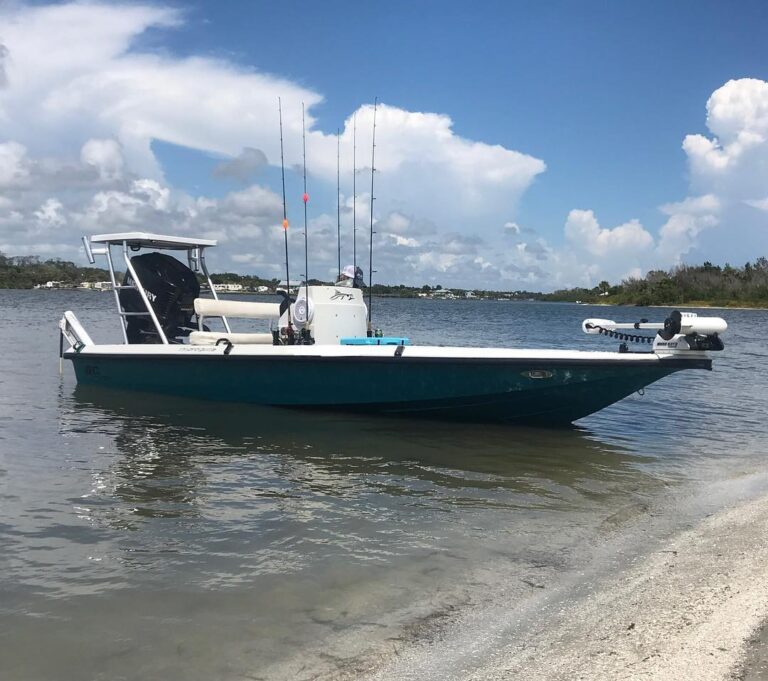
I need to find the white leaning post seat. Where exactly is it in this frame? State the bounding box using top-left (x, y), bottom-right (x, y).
top-left (193, 298), bottom-right (281, 320)
top-left (189, 331), bottom-right (273, 345)
top-left (190, 298), bottom-right (281, 345)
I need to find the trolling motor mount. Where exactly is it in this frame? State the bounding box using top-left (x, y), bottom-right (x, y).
top-left (659, 310), bottom-right (682, 340)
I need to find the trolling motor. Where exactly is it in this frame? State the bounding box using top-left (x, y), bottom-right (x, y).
top-left (582, 310), bottom-right (727, 354)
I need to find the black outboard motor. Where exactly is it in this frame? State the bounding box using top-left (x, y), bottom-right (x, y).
top-left (119, 253), bottom-right (200, 343)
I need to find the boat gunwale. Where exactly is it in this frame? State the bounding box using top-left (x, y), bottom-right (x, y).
top-left (64, 347), bottom-right (712, 370)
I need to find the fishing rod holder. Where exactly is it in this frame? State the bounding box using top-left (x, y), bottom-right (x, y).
top-left (583, 310), bottom-right (727, 353)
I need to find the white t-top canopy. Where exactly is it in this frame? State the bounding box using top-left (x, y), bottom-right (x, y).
top-left (90, 232), bottom-right (218, 250)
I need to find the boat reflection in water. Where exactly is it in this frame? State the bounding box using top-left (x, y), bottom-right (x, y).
top-left (68, 384), bottom-right (660, 520)
top-left (42, 386), bottom-right (670, 681)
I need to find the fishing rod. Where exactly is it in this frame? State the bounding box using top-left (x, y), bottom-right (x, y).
top-left (301, 102), bottom-right (310, 335)
top-left (367, 97), bottom-right (378, 336)
top-left (277, 97), bottom-right (293, 336)
top-left (353, 112), bottom-right (357, 272)
top-left (336, 128), bottom-right (341, 279)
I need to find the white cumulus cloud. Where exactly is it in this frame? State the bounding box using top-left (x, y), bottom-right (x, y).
top-left (564, 209), bottom-right (654, 257)
top-left (0, 0), bottom-right (547, 289)
top-left (682, 78), bottom-right (768, 209)
top-left (81, 139), bottom-right (124, 182)
top-left (554, 79), bottom-right (768, 286)
top-left (34, 198), bottom-right (66, 228)
top-left (0, 142), bottom-right (30, 187)
top-left (0, 1), bottom-right (543, 224)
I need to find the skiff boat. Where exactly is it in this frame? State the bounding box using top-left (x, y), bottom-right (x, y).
top-left (59, 233), bottom-right (727, 425)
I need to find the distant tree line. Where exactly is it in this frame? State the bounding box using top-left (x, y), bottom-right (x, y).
top-left (5, 248), bottom-right (764, 307)
top-left (544, 258), bottom-right (768, 307)
top-left (0, 254), bottom-right (285, 291)
top-left (0, 252), bottom-right (543, 300)
top-left (0, 252), bottom-right (112, 289)
top-left (368, 283), bottom-right (542, 299)
top-left (209, 272), bottom-right (281, 289)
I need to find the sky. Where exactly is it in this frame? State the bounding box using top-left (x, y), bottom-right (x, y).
top-left (1, 0), bottom-right (767, 290)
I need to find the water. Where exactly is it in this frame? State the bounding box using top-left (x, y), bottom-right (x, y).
top-left (1, 290), bottom-right (766, 680)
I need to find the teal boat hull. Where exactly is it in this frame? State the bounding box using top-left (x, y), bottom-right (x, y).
top-left (66, 352), bottom-right (710, 424)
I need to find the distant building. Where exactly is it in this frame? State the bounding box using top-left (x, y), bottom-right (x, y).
top-left (79, 281), bottom-right (112, 291)
top-left (35, 280), bottom-right (72, 289)
top-left (431, 289), bottom-right (457, 299)
top-left (213, 283), bottom-right (244, 292)
top-left (255, 285), bottom-right (270, 293)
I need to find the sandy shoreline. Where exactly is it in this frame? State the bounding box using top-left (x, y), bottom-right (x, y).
top-left (477, 492), bottom-right (768, 681)
top-left (350, 476), bottom-right (768, 681)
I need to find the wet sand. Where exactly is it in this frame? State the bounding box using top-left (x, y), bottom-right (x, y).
top-left (352, 479), bottom-right (768, 681)
top-left (741, 621), bottom-right (768, 681)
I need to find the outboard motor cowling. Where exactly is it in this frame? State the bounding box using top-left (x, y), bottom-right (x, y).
top-left (119, 252), bottom-right (200, 343)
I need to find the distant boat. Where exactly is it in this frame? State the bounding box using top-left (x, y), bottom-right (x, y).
top-left (59, 232), bottom-right (727, 425)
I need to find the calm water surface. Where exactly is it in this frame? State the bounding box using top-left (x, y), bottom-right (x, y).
top-left (0, 290), bottom-right (766, 680)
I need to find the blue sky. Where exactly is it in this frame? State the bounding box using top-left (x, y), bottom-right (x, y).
top-left (153, 0), bottom-right (767, 227)
top-left (2, 1), bottom-right (768, 288)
